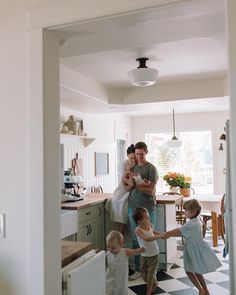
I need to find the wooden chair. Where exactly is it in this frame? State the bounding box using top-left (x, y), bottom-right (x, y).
top-left (91, 185), bottom-right (103, 193)
top-left (162, 192), bottom-right (186, 225)
top-left (200, 194), bottom-right (225, 245)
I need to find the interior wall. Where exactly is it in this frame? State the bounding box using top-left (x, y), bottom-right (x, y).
top-left (0, 1), bottom-right (30, 295)
top-left (60, 108), bottom-right (131, 191)
top-left (131, 111), bottom-right (229, 194)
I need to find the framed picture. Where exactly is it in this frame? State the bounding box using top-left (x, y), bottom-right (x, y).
top-left (95, 152), bottom-right (109, 176)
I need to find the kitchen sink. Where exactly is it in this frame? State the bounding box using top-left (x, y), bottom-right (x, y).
top-left (61, 209), bottom-right (77, 239)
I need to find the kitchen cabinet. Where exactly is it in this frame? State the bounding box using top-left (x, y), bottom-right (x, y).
top-left (77, 218), bottom-right (98, 248)
top-left (77, 203), bottom-right (105, 249)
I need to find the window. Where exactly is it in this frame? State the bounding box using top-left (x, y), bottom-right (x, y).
top-left (145, 131), bottom-right (213, 194)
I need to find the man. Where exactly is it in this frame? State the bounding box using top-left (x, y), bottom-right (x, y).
top-left (122, 141), bottom-right (158, 280)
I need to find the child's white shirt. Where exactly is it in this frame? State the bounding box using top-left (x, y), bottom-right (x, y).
top-left (135, 225), bottom-right (159, 257)
top-left (106, 248), bottom-right (128, 295)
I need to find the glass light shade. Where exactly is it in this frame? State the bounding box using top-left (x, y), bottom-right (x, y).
top-left (128, 68), bottom-right (159, 87)
top-left (167, 138), bottom-right (182, 148)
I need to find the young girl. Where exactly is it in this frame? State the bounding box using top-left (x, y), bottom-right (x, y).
top-left (105, 230), bottom-right (144, 295)
top-left (132, 207), bottom-right (162, 295)
top-left (162, 199), bottom-right (222, 295)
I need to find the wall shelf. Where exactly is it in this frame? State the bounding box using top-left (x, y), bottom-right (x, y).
top-left (60, 134), bottom-right (95, 147)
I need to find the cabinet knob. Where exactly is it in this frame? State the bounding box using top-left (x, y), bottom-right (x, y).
top-left (85, 211), bottom-right (91, 216)
top-left (86, 225), bottom-right (89, 235)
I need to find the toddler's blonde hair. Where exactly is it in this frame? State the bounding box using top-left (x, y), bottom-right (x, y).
top-left (106, 230), bottom-right (123, 247)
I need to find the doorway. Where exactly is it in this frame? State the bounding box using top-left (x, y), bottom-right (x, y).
top-left (28, 1), bottom-right (235, 294)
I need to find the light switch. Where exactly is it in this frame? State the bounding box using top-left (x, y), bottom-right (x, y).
top-left (0, 213), bottom-right (6, 238)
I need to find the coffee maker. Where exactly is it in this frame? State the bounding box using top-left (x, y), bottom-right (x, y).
top-left (62, 170), bottom-right (85, 202)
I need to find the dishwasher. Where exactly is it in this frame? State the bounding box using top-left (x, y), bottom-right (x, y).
top-left (62, 250), bottom-right (105, 295)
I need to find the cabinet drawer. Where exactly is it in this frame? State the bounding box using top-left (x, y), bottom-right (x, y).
top-left (78, 205), bottom-right (98, 223)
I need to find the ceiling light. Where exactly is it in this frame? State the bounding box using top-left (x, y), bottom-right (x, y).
top-left (218, 143), bottom-right (224, 151)
top-left (128, 57), bottom-right (159, 87)
top-left (167, 109), bottom-right (182, 148)
top-left (219, 133), bottom-right (226, 140)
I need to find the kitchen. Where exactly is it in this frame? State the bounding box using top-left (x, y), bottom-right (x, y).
top-left (1, 1), bottom-right (235, 295)
top-left (58, 2), bottom-right (229, 293)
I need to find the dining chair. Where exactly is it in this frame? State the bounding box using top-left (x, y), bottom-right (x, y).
top-left (162, 192), bottom-right (186, 225)
top-left (200, 193), bottom-right (225, 245)
top-left (91, 185), bottom-right (103, 193)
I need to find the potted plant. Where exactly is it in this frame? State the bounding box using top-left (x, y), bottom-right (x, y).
top-left (163, 172), bottom-right (183, 193)
top-left (179, 176), bottom-right (192, 197)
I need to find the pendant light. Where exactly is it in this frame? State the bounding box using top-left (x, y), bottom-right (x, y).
top-left (128, 58), bottom-right (159, 87)
top-left (167, 109), bottom-right (182, 147)
top-left (218, 143), bottom-right (224, 151)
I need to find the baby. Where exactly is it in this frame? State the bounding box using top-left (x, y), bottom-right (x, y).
top-left (106, 230), bottom-right (145, 295)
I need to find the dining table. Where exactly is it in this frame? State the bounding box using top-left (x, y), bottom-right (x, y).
top-left (182, 194), bottom-right (223, 247)
top-left (182, 194), bottom-right (222, 213)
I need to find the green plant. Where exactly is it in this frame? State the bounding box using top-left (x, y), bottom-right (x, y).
top-left (163, 172), bottom-right (192, 188)
top-left (179, 176), bottom-right (192, 188)
top-left (163, 172), bottom-right (184, 187)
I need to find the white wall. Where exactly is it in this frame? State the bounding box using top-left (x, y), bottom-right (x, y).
top-left (131, 111), bottom-right (229, 194)
top-left (60, 108), bottom-right (131, 191)
top-left (0, 1), bottom-right (29, 295)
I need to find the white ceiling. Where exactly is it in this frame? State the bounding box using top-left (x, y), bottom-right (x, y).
top-left (52, 0), bottom-right (229, 115)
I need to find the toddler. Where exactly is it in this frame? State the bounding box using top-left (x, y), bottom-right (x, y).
top-left (133, 207), bottom-right (162, 295)
top-left (162, 199), bottom-right (221, 295)
top-left (105, 230), bottom-right (145, 295)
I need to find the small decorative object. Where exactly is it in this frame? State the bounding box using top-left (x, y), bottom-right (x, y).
top-left (71, 153), bottom-right (83, 176)
top-left (65, 115), bottom-right (79, 135)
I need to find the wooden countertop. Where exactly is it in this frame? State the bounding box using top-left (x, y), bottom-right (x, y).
top-left (61, 193), bottom-right (182, 210)
top-left (156, 194), bottom-right (183, 204)
top-left (62, 240), bottom-right (92, 267)
top-left (61, 193), bottom-right (111, 210)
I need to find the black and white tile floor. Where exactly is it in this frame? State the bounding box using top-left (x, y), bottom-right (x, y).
top-left (128, 234), bottom-right (229, 295)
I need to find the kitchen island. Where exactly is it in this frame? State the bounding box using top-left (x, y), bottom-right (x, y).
top-left (61, 193), bottom-right (182, 209)
top-left (61, 193), bottom-right (182, 270)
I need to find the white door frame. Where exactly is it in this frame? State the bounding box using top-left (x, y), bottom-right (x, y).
top-left (28, 0), bottom-right (236, 294)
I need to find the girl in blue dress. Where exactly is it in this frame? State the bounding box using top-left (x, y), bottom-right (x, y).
top-left (162, 199), bottom-right (221, 295)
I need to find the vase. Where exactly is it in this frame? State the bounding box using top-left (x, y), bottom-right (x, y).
top-left (169, 186), bottom-right (179, 194)
top-left (180, 188), bottom-right (190, 197)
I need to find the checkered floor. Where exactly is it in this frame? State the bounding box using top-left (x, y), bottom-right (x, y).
top-left (128, 234), bottom-right (230, 295)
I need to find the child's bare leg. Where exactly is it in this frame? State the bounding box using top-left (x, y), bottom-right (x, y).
top-left (195, 273), bottom-right (210, 295)
top-left (186, 272), bottom-right (205, 295)
top-left (151, 279), bottom-right (158, 293)
top-left (146, 278), bottom-right (154, 295)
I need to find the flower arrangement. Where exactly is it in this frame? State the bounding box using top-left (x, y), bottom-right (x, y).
top-left (163, 172), bottom-right (192, 188)
top-left (179, 176), bottom-right (192, 188)
top-left (163, 172), bottom-right (184, 188)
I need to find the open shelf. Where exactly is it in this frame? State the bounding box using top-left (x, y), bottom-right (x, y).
top-left (60, 134), bottom-right (95, 147)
